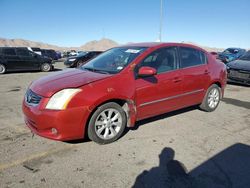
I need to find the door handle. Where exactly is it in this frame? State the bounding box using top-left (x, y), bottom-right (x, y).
top-left (173, 77), bottom-right (182, 83)
top-left (204, 70), bottom-right (210, 75)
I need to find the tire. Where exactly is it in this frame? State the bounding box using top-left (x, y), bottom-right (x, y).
top-left (200, 84), bottom-right (221, 112)
top-left (41, 63), bottom-right (51, 72)
top-left (0, 64), bottom-right (6, 74)
top-left (87, 102), bottom-right (127, 144)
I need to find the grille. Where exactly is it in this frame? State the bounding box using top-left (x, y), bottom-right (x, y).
top-left (25, 89), bottom-right (42, 106)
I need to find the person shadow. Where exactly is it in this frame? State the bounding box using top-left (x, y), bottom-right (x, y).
top-left (133, 147), bottom-right (191, 188)
top-left (133, 144), bottom-right (250, 188)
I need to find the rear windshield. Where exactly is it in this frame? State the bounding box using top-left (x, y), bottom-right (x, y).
top-left (223, 48), bottom-right (239, 54)
top-left (240, 51), bottom-right (250, 61)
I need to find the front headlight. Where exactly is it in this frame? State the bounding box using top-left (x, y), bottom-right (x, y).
top-left (45, 89), bottom-right (81, 110)
top-left (69, 58), bottom-right (76, 62)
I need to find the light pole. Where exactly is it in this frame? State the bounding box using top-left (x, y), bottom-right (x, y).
top-left (159, 0), bottom-right (163, 42)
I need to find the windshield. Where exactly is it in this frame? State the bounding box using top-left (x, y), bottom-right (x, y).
top-left (77, 52), bottom-right (87, 57)
top-left (240, 51), bottom-right (250, 61)
top-left (81, 47), bottom-right (147, 74)
top-left (223, 48), bottom-right (239, 54)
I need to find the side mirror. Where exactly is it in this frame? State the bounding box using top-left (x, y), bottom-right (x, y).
top-left (138, 66), bottom-right (157, 77)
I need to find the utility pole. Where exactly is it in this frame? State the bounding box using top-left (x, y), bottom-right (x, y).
top-left (159, 0), bottom-right (163, 42)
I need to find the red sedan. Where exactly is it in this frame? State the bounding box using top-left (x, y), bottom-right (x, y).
top-left (22, 43), bottom-right (227, 144)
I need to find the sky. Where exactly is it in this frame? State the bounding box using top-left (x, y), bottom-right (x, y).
top-left (0, 0), bottom-right (249, 48)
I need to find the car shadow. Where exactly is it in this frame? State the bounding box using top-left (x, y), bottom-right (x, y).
top-left (65, 106), bottom-right (198, 144)
top-left (4, 68), bottom-right (62, 74)
top-left (64, 138), bottom-right (91, 144)
top-left (227, 82), bottom-right (250, 87)
top-left (130, 105), bottom-right (198, 131)
top-left (132, 143), bottom-right (250, 188)
top-left (221, 97), bottom-right (250, 110)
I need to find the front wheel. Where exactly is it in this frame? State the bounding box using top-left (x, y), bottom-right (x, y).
top-left (0, 64), bottom-right (6, 74)
top-left (87, 102), bottom-right (127, 144)
top-left (41, 63), bottom-right (51, 72)
top-left (200, 84), bottom-right (221, 112)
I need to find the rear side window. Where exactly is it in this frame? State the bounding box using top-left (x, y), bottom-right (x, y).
top-left (16, 48), bottom-right (30, 56)
top-left (180, 47), bottom-right (206, 68)
top-left (138, 47), bottom-right (178, 74)
top-left (3, 48), bottom-right (16, 56)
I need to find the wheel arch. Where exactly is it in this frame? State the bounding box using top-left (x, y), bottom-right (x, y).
top-left (83, 98), bottom-right (136, 139)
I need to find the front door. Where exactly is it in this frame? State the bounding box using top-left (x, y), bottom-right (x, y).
top-left (135, 47), bottom-right (183, 120)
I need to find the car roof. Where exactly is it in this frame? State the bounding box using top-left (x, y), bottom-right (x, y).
top-left (226, 47), bottom-right (244, 50)
top-left (119, 42), bottom-right (207, 52)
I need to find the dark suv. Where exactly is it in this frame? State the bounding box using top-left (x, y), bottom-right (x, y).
top-left (0, 47), bottom-right (53, 74)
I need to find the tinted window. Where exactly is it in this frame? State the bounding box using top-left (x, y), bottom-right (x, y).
top-left (3, 48), bottom-right (16, 56)
top-left (138, 47), bottom-right (177, 74)
top-left (16, 48), bottom-right (30, 56)
top-left (180, 47), bottom-right (206, 68)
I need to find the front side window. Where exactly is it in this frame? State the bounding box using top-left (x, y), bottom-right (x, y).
top-left (82, 47), bottom-right (147, 74)
top-left (137, 47), bottom-right (177, 74)
top-left (16, 49), bottom-right (29, 56)
top-left (3, 48), bottom-right (16, 56)
top-left (180, 47), bottom-right (206, 68)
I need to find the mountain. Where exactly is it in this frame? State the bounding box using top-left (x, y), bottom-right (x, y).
top-left (0, 38), bottom-right (119, 51)
top-left (2, 37), bottom-right (247, 52)
top-left (0, 38), bottom-right (63, 50)
top-left (80, 38), bottom-right (118, 51)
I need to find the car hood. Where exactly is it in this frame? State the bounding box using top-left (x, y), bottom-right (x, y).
top-left (227, 60), bottom-right (250, 70)
top-left (30, 69), bottom-right (112, 97)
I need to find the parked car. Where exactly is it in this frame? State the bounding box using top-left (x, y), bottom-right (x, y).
top-left (41, 49), bottom-right (58, 60)
top-left (55, 51), bottom-right (62, 59)
top-left (30, 47), bottom-right (42, 56)
top-left (0, 47), bottom-right (54, 74)
top-left (218, 48), bottom-right (246, 63)
top-left (22, 43), bottom-right (227, 144)
top-left (226, 50), bottom-right (250, 85)
top-left (64, 51), bottom-right (103, 68)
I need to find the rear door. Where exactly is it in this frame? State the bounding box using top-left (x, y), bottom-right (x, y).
top-left (178, 47), bottom-right (210, 107)
top-left (135, 47), bottom-right (184, 120)
top-left (2, 48), bottom-right (21, 70)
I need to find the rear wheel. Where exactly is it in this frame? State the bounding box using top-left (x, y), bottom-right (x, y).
top-left (41, 63), bottom-right (51, 72)
top-left (200, 84), bottom-right (221, 112)
top-left (0, 64), bottom-right (6, 74)
top-left (87, 102), bottom-right (127, 144)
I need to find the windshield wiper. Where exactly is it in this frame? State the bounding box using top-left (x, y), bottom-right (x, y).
top-left (83, 67), bottom-right (110, 74)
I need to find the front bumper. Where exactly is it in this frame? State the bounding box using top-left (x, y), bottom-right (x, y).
top-left (22, 99), bottom-right (90, 141)
top-left (227, 70), bottom-right (250, 86)
top-left (227, 77), bottom-right (250, 86)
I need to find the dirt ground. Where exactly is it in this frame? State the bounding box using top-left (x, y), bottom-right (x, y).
top-left (0, 61), bottom-right (250, 188)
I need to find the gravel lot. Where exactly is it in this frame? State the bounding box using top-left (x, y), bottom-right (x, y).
top-left (0, 61), bottom-right (250, 188)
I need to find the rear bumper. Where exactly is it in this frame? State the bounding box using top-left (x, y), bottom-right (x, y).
top-left (22, 100), bottom-right (90, 141)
